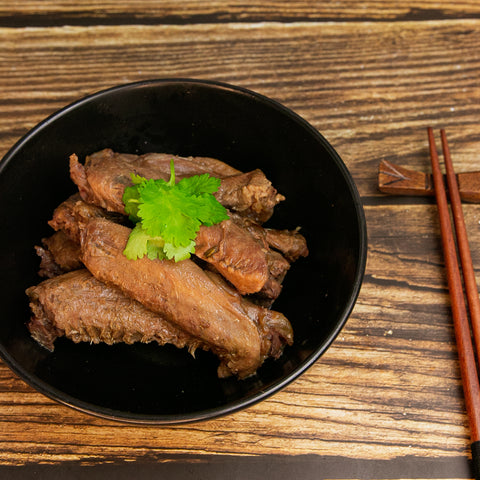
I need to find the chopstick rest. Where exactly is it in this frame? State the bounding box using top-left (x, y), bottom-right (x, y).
top-left (378, 159), bottom-right (480, 203)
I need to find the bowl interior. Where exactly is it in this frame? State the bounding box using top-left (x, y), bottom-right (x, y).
top-left (0, 79), bottom-right (366, 423)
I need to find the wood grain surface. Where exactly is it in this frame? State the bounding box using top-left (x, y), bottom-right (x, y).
top-left (1, 2), bottom-right (480, 478)
top-left (1, 1), bottom-right (480, 24)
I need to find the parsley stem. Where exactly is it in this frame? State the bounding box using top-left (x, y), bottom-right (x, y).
top-left (167, 159), bottom-right (176, 187)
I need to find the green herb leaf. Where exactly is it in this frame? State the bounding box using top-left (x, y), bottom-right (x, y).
top-left (123, 224), bottom-right (154, 260)
top-left (123, 179), bottom-right (142, 222)
top-left (177, 173), bottom-right (222, 196)
top-left (122, 161), bottom-right (229, 262)
top-left (163, 239), bottom-right (196, 262)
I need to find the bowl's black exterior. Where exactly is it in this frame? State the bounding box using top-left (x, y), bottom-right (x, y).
top-left (0, 79), bottom-right (367, 423)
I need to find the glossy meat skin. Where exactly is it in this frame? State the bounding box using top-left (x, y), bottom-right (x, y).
top-left (194, 219), bottom-right (269, 295)
top-left (50, 194), bottom-right (274, 296)
top-left (230, 212), bottom-right (309, 262)
top-left (203, 267), bottom-right (294, 371)
top-left (26, 270), bottom-right (201, 354)
top-left (80, 219), bottom-right (293, 378)
top-left (44, 203), bottom-right (285, 305)
top-left (70, 148), bottom-right (284, 223)
top-left (48, 193), bottom-right (124, 244)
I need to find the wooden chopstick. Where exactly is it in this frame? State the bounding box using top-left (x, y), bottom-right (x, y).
top-left (428, 127), bottom-right (480, 479)
top-left (441, 129), bottom-right (480, 363)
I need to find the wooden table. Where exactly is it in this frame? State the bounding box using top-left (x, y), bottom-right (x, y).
top-left (1, 2), bottom-right (480, 478)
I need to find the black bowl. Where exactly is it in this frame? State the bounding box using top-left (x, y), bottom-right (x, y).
top-left (0, 79), bottom-right (367, 423)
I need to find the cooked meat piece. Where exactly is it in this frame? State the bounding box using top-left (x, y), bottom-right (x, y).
top-left (133, 152), bottom-right (242, 178)
top-left (35, 245), bottom-right (64, 279)
top-left (247, 250), bottom-right (291, 307)
top-left (252, 279), bottom-right (283, 307)
top-left (202, 269), bottom-right (294, 376)
top-left (48, 193), bottom-right (124, 244)
top-left (35, 231), bottom-right (82, 278)
top-left (215, 169), bottom-right (285, 223)
top-left (264, 227), bottom-right (309, 262)
top-left (266, 250), bottom-right (291, 284)
top-left (80, 219), bottom-right (293, 378)
top-left (26, 269), bottom-right (202, 354)
top-left (70, 149), bottom-right (239, 214)
top-left (194, 219), bottom-right (269, 295)
top-left (230, 213), bottom-right (309, 262)
top-left (50, 195), bottom-right (274, 296)
top-left (69, 148), bottom-right (283, 223)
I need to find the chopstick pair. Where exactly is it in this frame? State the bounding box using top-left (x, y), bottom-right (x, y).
top-left (428, 127), bottom-right (480, 479)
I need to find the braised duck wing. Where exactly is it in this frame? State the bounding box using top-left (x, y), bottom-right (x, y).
top-left (80, 219), bottom-right (293, 378)
top-left (26, 269), bottom-right (202, 354)
top-left (202, 268), bottom-right (294, 373)
top-left (194, 219), bottom-right (270, 295)
top-left (45, 195), bottom-right (285, 304)
top-left (215, 169), bottom-right (285, 223)
top-left (69, 149), bottom-right (283, 223)
top-left (264, 228), bottom-right (310, 262)
top-left (35, 231), bottom-right (82, 278)
top-left (229, 212), bottom-right (309, 262)
top-left (50, 194), bottom-right (274, 296)
top-left (48, 193), bottom-right (124, 244)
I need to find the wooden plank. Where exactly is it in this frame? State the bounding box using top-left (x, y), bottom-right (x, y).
top-left (0, 459), bottom-right (473, 480)
top-left (1, 21), bottom-right (479, 200)
top-left (1, 1), bottom-right (480, 25)
top-left (1, 15), bottom-right (479, 474)
top-left (0, 204), bottom-right (474, 465)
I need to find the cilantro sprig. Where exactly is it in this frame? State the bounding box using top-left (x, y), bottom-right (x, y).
top-left (122, 161), bottom-right (229, 262)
